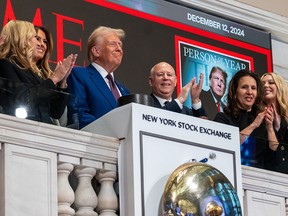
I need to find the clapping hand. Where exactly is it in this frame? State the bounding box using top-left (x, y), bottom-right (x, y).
top-left (51, 54), bottom-right (78, 88)
top-left (252, 110), bottom-right (266, 129)
top-left (264, 106), bottom-right (274, 130)
top-left (177, 79), bottom-right (193, 104)
top-left (191, 73), bottom-right (203, 104)
top-left (177, 73), bottom-right (204, 104)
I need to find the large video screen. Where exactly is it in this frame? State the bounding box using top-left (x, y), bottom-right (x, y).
top-left (0, 0), bottom-right (272, 119)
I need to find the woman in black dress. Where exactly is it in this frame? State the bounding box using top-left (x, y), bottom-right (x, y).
top-left (214, 69), bottom-right (277, 169)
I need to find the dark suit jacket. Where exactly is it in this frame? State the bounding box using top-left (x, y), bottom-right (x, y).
top-left (267, 117), bottom-right (288, 174)
top-left (200, 89), bottom-right (225, 120)
top-left (0, 58), bottom-right (68, 122)
top-left (67, 64), bottom-right (130, 129)
top-left (150, 93), bottom-right (207, 117)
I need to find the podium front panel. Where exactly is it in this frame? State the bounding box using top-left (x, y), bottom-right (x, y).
top-left (82, 103), bottom-right (242, 215)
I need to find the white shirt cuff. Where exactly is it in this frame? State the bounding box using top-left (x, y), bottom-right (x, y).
top-left (174, 99), bottom-right (183, 109)
top-left (192, 101), bottom-right (202, 110)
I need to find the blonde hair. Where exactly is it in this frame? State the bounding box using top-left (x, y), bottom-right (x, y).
top-left (87, 26), bottom-right (125, 63)
top-left (261, 72), bottom-right (288, 124)
top-left (0, 20), bottom-right (43, 77)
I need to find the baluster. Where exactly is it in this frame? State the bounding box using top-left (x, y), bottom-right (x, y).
top-left (96, 170), bottom-right (118, 216)
top-left (58, 162), bottom-right (75, 216)
top-left (74, 166), bottom-right (98, 216)
top-left (286, 198), bottom-right (288, 216)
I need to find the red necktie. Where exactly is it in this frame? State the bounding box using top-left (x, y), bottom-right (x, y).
top-left (216, 102), bottom-right (220, 112)
top-left (106, 74), bottom-right (120, 101)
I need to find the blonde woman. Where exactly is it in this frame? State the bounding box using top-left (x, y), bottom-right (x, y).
top-left (261, 72), bottom-right (288, 174)
top-left (0, 20), bottom-right (77, 123)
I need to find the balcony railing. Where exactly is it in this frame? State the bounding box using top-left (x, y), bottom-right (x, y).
top-left (0, 113), bottom-right (120, 216)
top-left (0, 78), bottom-right (288, 215)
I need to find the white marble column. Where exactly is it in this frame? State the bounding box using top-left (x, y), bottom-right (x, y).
top-left (58, 162), bottom-right (75, 216)
top-left (96, 170), bottom-right (118, 216)
top-left (74, 166), bottom-right (98, 216)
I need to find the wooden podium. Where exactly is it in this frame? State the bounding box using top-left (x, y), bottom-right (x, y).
top-left (82, 103), bottom-right (242, 215)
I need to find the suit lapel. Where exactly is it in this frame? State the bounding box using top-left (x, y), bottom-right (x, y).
top-left (87, 65), bottom-right (117, 107)
top-left (115, 80), bottom-right (126, 95)
top-left (150, 93), bottom-right (162, 108)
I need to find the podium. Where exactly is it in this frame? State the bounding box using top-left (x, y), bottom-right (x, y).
top-left (82, 103), bottom-right (242, 215)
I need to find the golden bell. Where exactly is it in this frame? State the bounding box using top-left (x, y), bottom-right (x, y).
top-left (161, 162), bottom-right (242, 216)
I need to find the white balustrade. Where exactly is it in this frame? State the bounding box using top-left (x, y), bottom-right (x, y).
top-left (74, 166), bottom-right (98, 216)
top-left (58, 163), bottom-right (75, 216)
top-left (1, 113), bottom-right (288, 215)
top-left (96, 170), bottom-right (118, 216)
top-left (0, 114), bottom-right (119, 216)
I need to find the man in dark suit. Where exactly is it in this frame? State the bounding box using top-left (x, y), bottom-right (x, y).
top-left (67, 26), bottom-right (130, 129)
top-left (200, 66), bottom-right (227, 120)
top-left (149, 62), bottom-right (206, 117)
